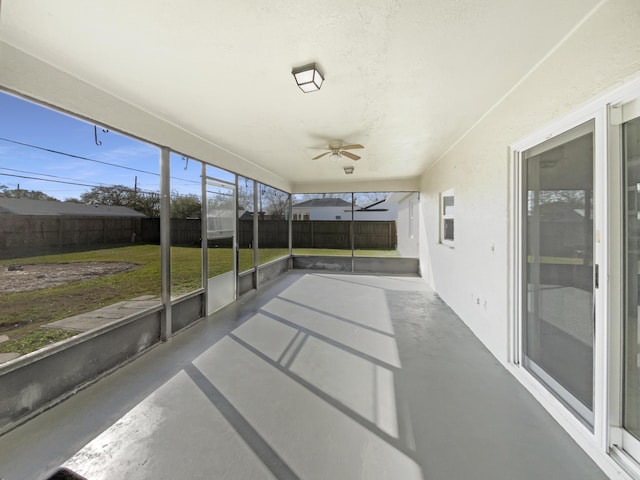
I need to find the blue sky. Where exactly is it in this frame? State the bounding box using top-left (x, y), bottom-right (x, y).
top-left (0, 91), bottom-right (382, 205)
top-left (0, 91), bottom-right (231, 201)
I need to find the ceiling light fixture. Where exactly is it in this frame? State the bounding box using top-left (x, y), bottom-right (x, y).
top-left (344, 166), bottom-right (354, 175)
top-left (292, 63), bottom-right (324, 93)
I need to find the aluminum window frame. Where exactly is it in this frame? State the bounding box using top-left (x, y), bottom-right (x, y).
top-left (440, 188), bottom-right (455, 247)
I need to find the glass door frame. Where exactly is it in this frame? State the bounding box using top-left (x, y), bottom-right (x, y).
top-left (204, 174), bottom-right (237, 315)
top-left (608, 95), bottom-right (640, 464)
top-left (510, 106), bottom-right (608, 443)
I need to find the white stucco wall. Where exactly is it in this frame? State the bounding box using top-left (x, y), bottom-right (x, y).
top-left (311, 206), bottom-right (352, 220)
top-left (394, 192), bottom-right (419, 257)
top-left (419, 0), bottom-right (640, 363)
top-left (353, 205), bottom-right (398, 221)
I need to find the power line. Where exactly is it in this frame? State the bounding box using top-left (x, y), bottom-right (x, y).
top-left (0, 166), bottom-right (92, 182)
top-left (0, 136), bottom-right (200, 185)
top-left (0, 172), bottom-right (105, 189)
top-left (0, 136), bottom-right (161, 177)
top-left (0, 173), bottom-right (159, 195)
top-left (0, 167), bottom-right (156, 195)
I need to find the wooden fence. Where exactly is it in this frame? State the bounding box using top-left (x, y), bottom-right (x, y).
top-left (0, 214), bottom-right (142, 258)
top-left (241, 220), bottom-right (396, 249)
top-left (0, 216), bottom-right (397, 258)
top-left (142, 219), bottom-right (397, 250)
top-left (141, 218), bottom-right (201, 245)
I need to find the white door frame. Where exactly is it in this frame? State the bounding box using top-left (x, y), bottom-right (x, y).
top-left (509, 103), bottom-right (607, 442)
top-left (204, 175), bottom-right (237, 315)
top-left (607, 94), bottom-right (640, 468)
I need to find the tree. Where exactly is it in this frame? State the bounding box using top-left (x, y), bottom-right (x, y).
top-left (132, 192), bottom-right (160, 217)
top-left (78, 184), bottom-right (160, 216)
top-left (237, 183), bottom-right (254, 212)
top-left (528, 190), bottom-right (587, 214)
top-left (171, 193), bottom-right (201, 218)
top-left (0, 185), bottom-right (59, 201)
top-left (260, 185), bottom-right (289, 219)
top-left (80, 185), bottom-right (133, 206)
top-left (354, 192), bottom-right (387, 206)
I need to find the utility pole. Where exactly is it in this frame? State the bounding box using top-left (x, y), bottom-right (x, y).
top-left (134, 176), bottom-right (138, 205)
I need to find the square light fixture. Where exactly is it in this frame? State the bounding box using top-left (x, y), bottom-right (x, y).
top-left (344, 166), bottom-right (354, 175)
top-left (292, 63), bottom-right (324, 93)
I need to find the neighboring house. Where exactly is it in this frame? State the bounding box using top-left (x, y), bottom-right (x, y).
top-left (0, 197), bottom-right (146, 217)
top-left (387, 192), bottom-right (419, 257)
top-left (290, 198), bottom-right (357, 221)
top-left (291, 196), bottom-right (402, 221)
top-left (353, 198), bottom-right (397, 221)
top-left (238, 210), bottom-right (279, 221)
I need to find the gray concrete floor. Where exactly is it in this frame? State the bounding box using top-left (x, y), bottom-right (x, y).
top-left (0, 272), bottom-right (608, 480)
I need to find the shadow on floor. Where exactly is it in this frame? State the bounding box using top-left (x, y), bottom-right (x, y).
top-left (0, 272), bottom-right (607, 480)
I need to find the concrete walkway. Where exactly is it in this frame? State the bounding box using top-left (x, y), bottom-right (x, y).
top-left (42, 295), bottom-right (161, 332)
top-left (0, 296), bottom-right (162, 364)
top-left (0, 335), bottom-right (19, 363)
top-left (0, 272), bottom-right (607, 479)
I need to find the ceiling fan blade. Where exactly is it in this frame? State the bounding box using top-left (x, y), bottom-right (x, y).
top-left (339, 144), bottom-right (364, 150)
top-left (340, 151), bottom-right (360, 160)
top-left (312, 151), bottom-right (332, 160)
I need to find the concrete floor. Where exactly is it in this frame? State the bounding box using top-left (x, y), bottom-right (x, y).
top-left (0, 272), bottom-right (608, 480)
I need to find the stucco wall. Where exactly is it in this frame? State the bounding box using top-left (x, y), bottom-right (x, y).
top-left (395, 193), bottom-right (419, 257)
top-left (418, 0), bottom-right (640, 362)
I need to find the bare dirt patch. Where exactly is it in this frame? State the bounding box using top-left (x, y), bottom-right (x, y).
top-left (0, 262), bottom-right (138, 293)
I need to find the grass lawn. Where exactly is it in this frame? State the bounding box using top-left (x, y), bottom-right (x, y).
top-left (0, 244), bottom-right (396, 355)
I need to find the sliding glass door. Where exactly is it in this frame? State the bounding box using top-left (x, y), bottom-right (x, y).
top-left (621, 103), bottom-right (640, 458)
top-left (522, 120), bottom-right (596, 427)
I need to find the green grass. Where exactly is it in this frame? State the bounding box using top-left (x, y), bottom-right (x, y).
top-left (0, 245), bottom-right (163, 333)
top-left (0, 244), bottom-right (396, 355)
top-left (0, 245), bottom-right (295, 329)
top-left (0, 328), bottom-right (79, 354)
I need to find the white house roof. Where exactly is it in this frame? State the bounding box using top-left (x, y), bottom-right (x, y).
top-left (0, 198), bottom-right (146, 217)
top-left (292, 198), bottom-right (354, 208)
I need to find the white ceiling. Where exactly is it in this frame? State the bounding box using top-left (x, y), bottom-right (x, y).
top-left (0, 0), bottom-right (602, 192)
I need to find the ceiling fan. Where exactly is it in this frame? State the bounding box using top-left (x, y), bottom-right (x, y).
top-left (312, 143), bottom-right (364, 161)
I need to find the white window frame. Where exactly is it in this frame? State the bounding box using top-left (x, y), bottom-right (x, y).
top-left (440, 189), bottom-right (454, 246)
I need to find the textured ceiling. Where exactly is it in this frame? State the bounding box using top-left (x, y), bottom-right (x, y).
top-left (0, 0), bottom-right (602, 191)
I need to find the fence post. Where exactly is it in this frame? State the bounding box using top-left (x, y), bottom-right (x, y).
top-left (57, 217), bottom-right (62, 249)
